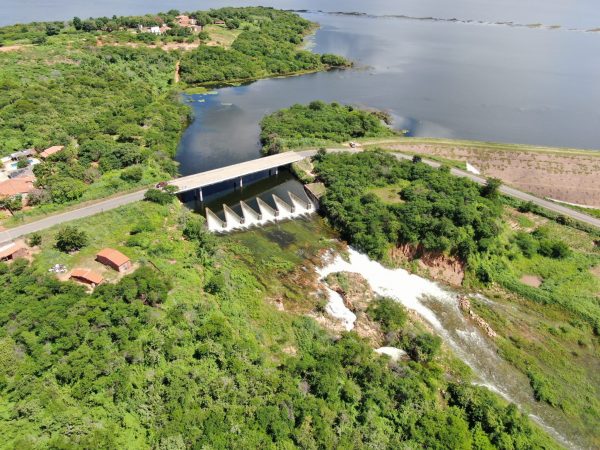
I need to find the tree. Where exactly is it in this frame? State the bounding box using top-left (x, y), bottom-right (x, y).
top-left (481, 177), bottom-right (502, 199)
top-left (73, 17), bottom-right (83, 30)
top-left (144, 188), bottom-right (174, 205)
top-left (28, 233), bottom-right (42, 247)
top-left (183, 216), bottom-right (216, 256)
top-left (0, 195), bottom-right (23, 212)
top-left (45, 23), bottom-right (61, 36)
top-left (55, 226), bottom-right (88, 252)
top-left (49, 177), bottom-right (86, 203)
top-left (408, 333), bottom-right (441, 363)
top-left (120, 166), bottom-right (143, 183)
top-left (367, 297), bottom-right (407, 333)
top-left (16, 156), bottom-right (29, 169)
top-left (32, 35), bottom-right (47, 45)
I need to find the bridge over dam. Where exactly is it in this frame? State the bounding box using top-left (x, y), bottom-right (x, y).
top-left (170, 152), bottom-right (309, 199)
top-left (1, 149), bottom-right (599, 245)
top-left (169, 152), bottom-right (319, 233)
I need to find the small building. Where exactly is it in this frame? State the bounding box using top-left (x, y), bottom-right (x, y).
top-left (149, 26), bottom-right (161, 35)
top-left (214, 19), bottom-right (226, 25)
top-left (96, 248), bottom-right (132, 272)
top-left (9, 167), bottom-right (36, 179)
top-left (39, 145), bottom-right (64, 159)
top-left (9, 149), bottom-right (35, 161)
top-left (159, 24), bottom-right (171, 34)
top-left (70, 268), bottom-right (104, 287)
top-left (176, 15), bottom-right (191, 26)
top-left (0, 242), bottom-right (27, 262)
top-left (0, 176), bottom-right (36, 197)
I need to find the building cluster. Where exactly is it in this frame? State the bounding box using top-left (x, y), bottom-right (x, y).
top-left (138, 15), bottom-right (205, 35)
top-left (0, 145), bottom-right (64, 204)
top-left (69, 248), bottom-right (132, 288)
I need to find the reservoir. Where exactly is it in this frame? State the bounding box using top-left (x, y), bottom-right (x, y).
top-left (3, 1), bottom-right (600, 174)
top-left (174, 5), bottom-right (600, 176)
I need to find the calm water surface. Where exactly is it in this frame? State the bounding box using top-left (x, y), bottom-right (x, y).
top-left (3, 1), bottom-right (600, 170)
top-left (176, 10), bottom-right (600, 174)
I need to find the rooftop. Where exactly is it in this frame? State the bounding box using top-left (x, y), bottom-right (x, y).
top-left (0, 242), bottom-right (25, 259)
top-left (70, 268), bottom-right (104, 285)
top-left (97, 248), bottom-right (130, 267)
top-left (0, 176), bottom-right (35, 196)
top-left (39, 145), bottom-right (64, 159)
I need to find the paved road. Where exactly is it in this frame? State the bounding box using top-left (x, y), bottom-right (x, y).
top-left (0, 190), bottom-right (147, 244)
top-left (390, 152), bottom-right (600, 228)
top-left (1, 149), bottom-right (598, 245)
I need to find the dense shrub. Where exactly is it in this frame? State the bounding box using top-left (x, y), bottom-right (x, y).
top-left (260, 102), bottom-right (397, 152)
top-left (55, 226), bottom-right (88, 252)
top-left (314, 151), bottom-right (502, 261)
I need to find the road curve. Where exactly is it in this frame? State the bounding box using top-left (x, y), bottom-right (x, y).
top-left (0, 149), bottom-right (598, 245)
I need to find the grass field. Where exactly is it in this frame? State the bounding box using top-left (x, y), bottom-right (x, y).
top-left (204, 24), bottom-right (242, 49)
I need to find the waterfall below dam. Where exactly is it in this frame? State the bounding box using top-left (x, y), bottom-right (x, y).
top-left (205, 191), bottom-right (316, 233)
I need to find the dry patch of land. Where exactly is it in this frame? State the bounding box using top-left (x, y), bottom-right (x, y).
top-left (369, 184), bottom-right (408, 204)
top-left (0, 44), bottom-right (29, 52)
top-left (371, 138), bottom-right (600, 207)
top-left (96, 38), bottom-right (201, 52)
top-left (520, 274), bottom-right (543, 288)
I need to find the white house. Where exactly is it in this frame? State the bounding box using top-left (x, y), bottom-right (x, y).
top-left (149, 26), bottom-right (161, 35)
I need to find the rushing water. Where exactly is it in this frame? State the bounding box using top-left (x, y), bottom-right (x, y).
top-left (318, 248), bottom-right (579, 448)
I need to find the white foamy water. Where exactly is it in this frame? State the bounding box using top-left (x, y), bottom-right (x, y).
top-left (317, 248), bottom-right (451, 329)
top-left (323, 287), bottom-right (356, 330)
top-left (317, 248), bottom-right (577, 449)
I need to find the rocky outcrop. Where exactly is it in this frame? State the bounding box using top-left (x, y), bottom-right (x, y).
top-left (458, 296), bottom-right (497, 338)
top-left (323, 271), bottom-right (383, 346)
top-left (389, 243), bottom-right (465, 286)
top-left (325, 272), bottom-right (375, 312)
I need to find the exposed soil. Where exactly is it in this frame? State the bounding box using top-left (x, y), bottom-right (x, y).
top-left (520, 274), bottom-right (543, 288)
top-left (385, 143), bottom-right (600, 207)
top-left (459, 296), bottom-right (497, 338)
top-left (0, 44), bottom-right (29, 52)
top-left (174, 60), bottom-right (180, 83)
top-left (389, 243), bottom-right (465, 286)
top-left (324, 271), bottom-right (384, 346)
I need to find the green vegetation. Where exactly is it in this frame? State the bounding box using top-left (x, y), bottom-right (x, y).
top-left (143, 186), bottom-right (177, 205)
top-left (314, 150), bottom-right (503, 260)
top-left (55, 226), bottom-right (88, 253)
top-left (260, 101), bottom-right (397, 153)
top-left (0, 203), bottom-right (557, 448)
top-left (309, 150), bottom-right (600, 445)
top-left (0, 8), bottom-right (348, 217)
top-left (179, 9), bottom-right (349, 85)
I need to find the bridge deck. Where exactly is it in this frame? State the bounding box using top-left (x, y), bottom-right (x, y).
top-left (170, 152), bottom-right (306, 193)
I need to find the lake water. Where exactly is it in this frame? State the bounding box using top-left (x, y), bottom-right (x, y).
top-left (3, 1), bottom-right (600, 171)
